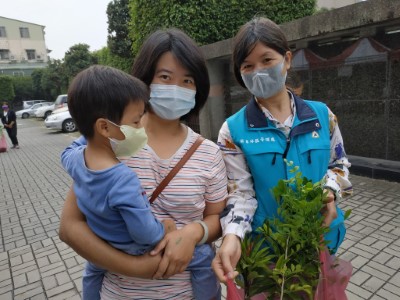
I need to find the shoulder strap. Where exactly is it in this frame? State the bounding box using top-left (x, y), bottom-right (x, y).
top-left (150, 135), bottom-right (205, 204)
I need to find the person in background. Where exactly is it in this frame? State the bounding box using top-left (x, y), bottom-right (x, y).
top-left (1, 103), bottom-right (19, 149)
top-left (59, 29), bottom-right (228, 300)
top-left (212, 17), bottom-right (352, 283)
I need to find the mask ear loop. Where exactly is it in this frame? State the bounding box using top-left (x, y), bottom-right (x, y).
top-left (107, 120), bottom-right (121, 128)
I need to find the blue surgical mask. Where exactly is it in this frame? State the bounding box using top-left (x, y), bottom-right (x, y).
top-left (108, 121), bottom-right (148, 157)
top-left (241, 59), bottom-right (287, 99)
top-left (149, 84), bottom-right (196, 120)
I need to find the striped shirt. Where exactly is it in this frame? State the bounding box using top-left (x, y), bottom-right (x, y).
top-left (101, 127), bottom-right (228, 299)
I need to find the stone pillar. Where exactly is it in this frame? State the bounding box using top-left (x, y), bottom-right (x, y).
top-left (200, 59), bottom-right (229, 141)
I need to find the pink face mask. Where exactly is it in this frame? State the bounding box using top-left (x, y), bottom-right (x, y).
top-left (2, 105), bottom-right (8, 110)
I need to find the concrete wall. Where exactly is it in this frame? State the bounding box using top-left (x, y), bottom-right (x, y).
top-left (317, 0), bottom-right (364, 9)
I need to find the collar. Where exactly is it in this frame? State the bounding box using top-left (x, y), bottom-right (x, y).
top-left (245, 91), bottom-right (317, 129)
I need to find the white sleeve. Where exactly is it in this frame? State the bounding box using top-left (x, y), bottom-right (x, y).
top-left (218, 121), bottom-right (258, 239)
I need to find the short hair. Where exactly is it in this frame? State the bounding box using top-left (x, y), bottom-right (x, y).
top-left (68, 65), bottom-right (149, 138)
top-left (233, 17), bottom-right (291, 88)
top-left (131, 28), bottom-right (210, 121)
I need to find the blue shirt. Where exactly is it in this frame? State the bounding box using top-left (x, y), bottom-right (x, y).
top-left (61, 137), bottom-right (165, 255)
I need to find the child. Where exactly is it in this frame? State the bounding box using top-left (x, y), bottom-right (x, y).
top-left (61, 65), bottom-right (175, 300)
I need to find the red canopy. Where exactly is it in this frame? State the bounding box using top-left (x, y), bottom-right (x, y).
top-left (326, 37), bottom-right (389, 66)
top-left (291, 48), bottom-right (326, 70)
top-left (390, 48), bottom-right (400, 61)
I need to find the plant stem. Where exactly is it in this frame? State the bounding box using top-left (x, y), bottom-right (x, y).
top-left (280, 236), bottom-right (290, 300)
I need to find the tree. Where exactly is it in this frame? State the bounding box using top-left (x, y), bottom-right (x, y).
top-left (129, 0), bottom-right (316, 55)
top-left (31, 69), bottom-right (47, 99)
top-left (41, 59), bottom-right (68, 100)
top-left (0, 75), bottom-right (15, 104)
top-left (93, 47), bottom-right (133, 73)
top-left (64, 44), bottom-right (97, 82)
top-left (107, 0), bottom-right (132, 59)
top-left (12, 76), bottom-right (34, 103)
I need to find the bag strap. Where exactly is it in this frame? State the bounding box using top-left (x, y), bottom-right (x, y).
top-left (150, 135), bottom-right (205, 204)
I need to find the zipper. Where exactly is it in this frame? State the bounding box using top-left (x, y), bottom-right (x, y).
top-left (282, 137), bottom-right (291, 159)
top-left (271, 153), bottom-right (277, 165)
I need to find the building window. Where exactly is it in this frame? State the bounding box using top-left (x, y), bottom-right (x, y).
top-left (0, 27), bottom-right (6, 37)
top-left (0, 49), bottom-right (10, 60)
top-left (19, 27), bottom-right (30, 38)
top-left (26, 49), bottom-right (36, 60)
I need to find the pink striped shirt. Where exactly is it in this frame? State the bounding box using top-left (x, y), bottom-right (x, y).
top-left (101, 128), bottom-right (228, 299)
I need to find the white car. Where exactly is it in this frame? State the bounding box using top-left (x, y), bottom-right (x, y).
top-left (35, 94), bottom-right (68, 119)
top-left (34, 103), bottom-right (55, 119)
top-left (45, 107), bottom-right (77, 133)
top-left (16, 102), bottom-right (52, 118)
top-left (22, 100), bottom-right (47, 109)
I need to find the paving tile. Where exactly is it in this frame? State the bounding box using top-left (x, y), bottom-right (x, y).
top-left (1, 118), bottom-right (400, 300)
top-left (351, 270), bottom-right (371, 285)
top-left (362, 276), bottom-right (386, 293)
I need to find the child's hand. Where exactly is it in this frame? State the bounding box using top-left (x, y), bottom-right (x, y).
top-left (162, 219), bottom-right (176, 234)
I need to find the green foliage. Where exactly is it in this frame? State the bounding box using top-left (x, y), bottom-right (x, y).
top-left (0, 75), bottom-right (15, 103)
top-left (107, 0), bottom-right (133, 59)
top-left (12, 76), bottom-right (34, 105)
top-left (236, 162), bottom-right (347, 299)
top-left (41, 59), bottom-right (68, 100)
top-left (129, 0), bottom-right (316, 55)
top-left (93, 47), bottom-right (133, 73)
top-left (31, 69), bottom-right (48, 100)
top-left (64, 44), bottom-right (98, 82)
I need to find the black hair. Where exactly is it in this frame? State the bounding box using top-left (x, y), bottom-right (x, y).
top-left (131, 28), bottom-right (210, 120)
top-left (233, 17), bottom-right (291, 88)
top-left (68, 65), bottom-right (149, 138)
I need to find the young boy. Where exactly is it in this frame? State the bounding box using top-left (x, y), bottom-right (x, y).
top-left (61, 65), bottom-right (175, 300)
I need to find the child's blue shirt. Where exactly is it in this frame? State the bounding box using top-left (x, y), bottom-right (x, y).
top-left (61, 136), bottom-right (165, 255)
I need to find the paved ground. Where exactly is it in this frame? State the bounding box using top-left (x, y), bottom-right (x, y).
top-left (0, 118), bottom-right (399, 300)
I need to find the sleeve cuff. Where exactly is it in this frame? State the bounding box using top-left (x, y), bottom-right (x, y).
top-left (324, 180), bottom-right (341, 202)
top-left (222, 222), bottom-right (251, 241)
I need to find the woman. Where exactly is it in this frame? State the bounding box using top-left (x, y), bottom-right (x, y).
top-left (212, 17), bottom-right (353, 282)
top-left (59, 29), bottom-right (227, 299)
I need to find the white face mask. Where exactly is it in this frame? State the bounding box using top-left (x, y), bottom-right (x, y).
top-left (149, 84), bottom-right (196, 120)
top-left (241, 59), bottom-right (287, 99)
top-left (108, 121), bottom-right (148, 157)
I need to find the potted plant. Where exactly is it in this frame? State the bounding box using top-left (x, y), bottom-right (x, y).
top-left (233, 162), bottom-right (351, 300)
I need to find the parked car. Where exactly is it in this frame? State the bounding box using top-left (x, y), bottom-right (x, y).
top-left (35, 94), bottom-right (68, 119)
top-left (22, 100), bottom-right (47, 109)
top-left (16, 102), bottom-right (53, 118)
top-left (54, 94), bottom-right (68, 110)
top-left (45, 107), bottom-right (77, 133)
top-left (35, 104), bottom-right (55, 119)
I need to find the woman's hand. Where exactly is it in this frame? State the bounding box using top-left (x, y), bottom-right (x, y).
top-left (150, 223), bottom-right (200, 279)
top-left (212, 234), bottom-right (241, 283)
top-left (322, 189), bottom-right (337, 227)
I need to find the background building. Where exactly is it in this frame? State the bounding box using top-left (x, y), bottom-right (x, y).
top-left (0, 16), bottom-right (49, 76)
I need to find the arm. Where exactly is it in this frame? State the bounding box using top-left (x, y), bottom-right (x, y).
top-left (6, 111), bottom-right (16, 128)
top-left (60, 136), bottom-right (87, 170)
top-left (151, 202), bottom-right (225, 280)
top-left (212, 121), bottom-right (258, 282)
top-left (112, 173), bottom-right (165, 246)
top-left (59, 187), bottom-right (162, 278)
top-left (151, 141), bottom-right (228, 279)
top-left (322, 108), bottom-right (353, 226)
